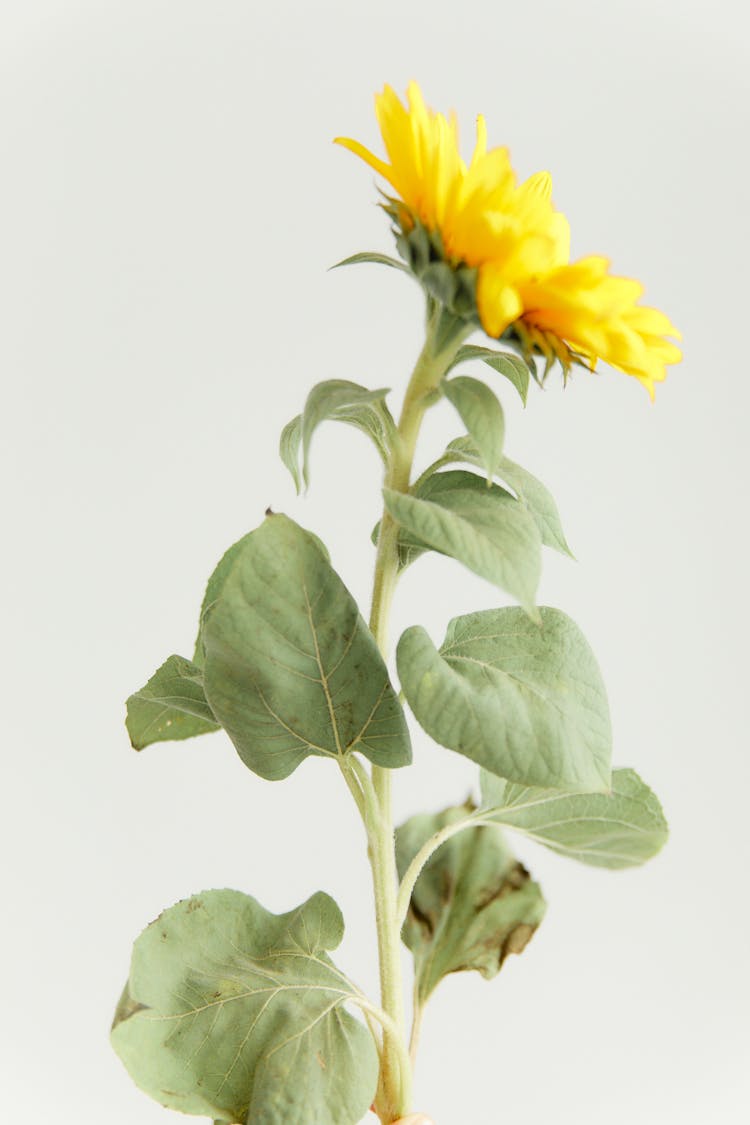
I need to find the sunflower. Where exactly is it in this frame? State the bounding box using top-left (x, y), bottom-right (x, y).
top-left (335, 82), bottom-right (681, 396)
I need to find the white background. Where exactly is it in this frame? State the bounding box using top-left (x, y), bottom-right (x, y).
top-left (2, 1), bottom-right (748, 1122)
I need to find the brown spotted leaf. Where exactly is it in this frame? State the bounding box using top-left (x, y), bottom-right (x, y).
top-left (396, 804), bottom-right (546, 1004)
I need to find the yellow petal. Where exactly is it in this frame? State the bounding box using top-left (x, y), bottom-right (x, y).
top-left (477, 264), bottom-right (523, 337)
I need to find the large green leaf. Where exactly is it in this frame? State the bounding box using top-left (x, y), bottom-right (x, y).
top-left (111, 890), bottom-right (378, 1125)
top-left (384, 471), bottom-right (542, 617)
top-left (481, 768), bottom-right (668, 868)
top-left (396, 804), bottom-right (545, 1004)
top-left (447, 344), bottom-right (532, 404)
top-left (445, 437), bottom-right (573, 556)
top-left (397, 606), bottom-right (611, 792)
top-left (125, 655), bottom-right (219, 750)
top-left (280, 379), bottom-right (396, 490)
top-left (442, 377), bottom-right (505, 482)
top-left (202, 513), bottom-right (411, 780)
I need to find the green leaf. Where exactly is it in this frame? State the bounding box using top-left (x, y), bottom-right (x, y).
top-left (192, 533), bottom-right (266, 667)
top-left (300, 380), bottom-right (395, 487)
top-left (442, 377), bottom-right (505, 482)
top-left (446, 437), bottom-right (573, 556)
top-left (396, 804), bottom-right (545, 1004)
top-left (125, 655), bottom-right (219, 750)
top-left (384, 470), bottom-right (542, 618)
top-left (111, 889), bottom-right (378, 1125)
top-left (325, 399), bottom-right (395, 470)
top-left (481, 767), bottom-right (668, 869)
top-left (201, 513), bottom-right (411, 780)
top-left (279, 381), bottom-right (397, 489)
top-left (279, 414), bottom-right (303, 494)
top-left (448, 344), bottom-right (531, 404)
top-left (331, 250), bottom-right (410, 273)
top-left (397, 606), bottom-right (611, 792)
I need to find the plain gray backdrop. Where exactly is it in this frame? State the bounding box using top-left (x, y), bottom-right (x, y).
top-left (2, 1), bottom-right (748, 1122)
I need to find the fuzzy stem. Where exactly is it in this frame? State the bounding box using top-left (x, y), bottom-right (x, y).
top-left (395, 811), bottom-right (488, 932)
top-left (364, 303), bottom-right (472, 1123)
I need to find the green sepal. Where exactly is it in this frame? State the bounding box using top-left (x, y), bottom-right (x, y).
top-left (331, 250), bottom-right (410, 273)
top-left (383, 470), bottom-right (542, 618)
top-left (397, 606), bottom-right (612, 792)
top-left (279, 379), bottom-right (397, 490)
top-left (201, 512), bottom-right (411, 780)
top-left (442, 376), bottom-right (505, 482)
top-left (481, 768), bottom-right (668, 869)
top-left (111, 889), bottom-right (378, 1125)
top-left (447, 344), bottom-right (532, 404)
top-left (396, 804), bottom-right (546, 1004)
top-left (385, 207), bottom-right (480, 321)
top-left (125, 655), bottom-right (219, 751)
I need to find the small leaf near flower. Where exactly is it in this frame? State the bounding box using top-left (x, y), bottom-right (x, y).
top-left (445, 437), bottom-right (574, 557)
top-left (448, 343), bottom-right (531, 404)
top-left (384, 470), bottom-right (542, 618)
top-left (442, 376), bottom-right (505, 482)
top-left (279, 379), bottom-right (397, 490)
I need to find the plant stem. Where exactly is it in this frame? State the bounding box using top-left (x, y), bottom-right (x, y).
top-left (395, 811), bottom-right (489, 931)
top-left (408, 984), bottom-right (425, 1069)
top-left (364, 303), bottom-right (471, 1123)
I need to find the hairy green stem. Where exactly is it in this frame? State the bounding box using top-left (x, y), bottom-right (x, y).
top-left (364, 303), bottom-right (472, 1123)
top-left (395, 811), bottom-right (489, 931)
top-left (408, 983), bottom-right (425, 1069)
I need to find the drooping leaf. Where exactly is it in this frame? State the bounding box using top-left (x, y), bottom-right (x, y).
top-left (277, 379), bottom-right (396, 489)
top-left (480, 768), bottom-right (668, 869)
top-left (383, 470), bottom-right (542, 618)
top-left (331, 250), bottom-right (410, 273)
top-left (125, 655), bottom-right (219, 750)
top-left (447, 344), bottom-right (532, 404)
top-left (442, 377), bottom-right (505, 481)
top-left (397, 606), bottom-right (611, 792)
top-left (279, 414), bottom-right (303, 493)
top-left (326, 399), bottom-right (396, 470)
top-left (396, 804), bottom-right (545, 1004)
top-left (201, 513), bottom-right (411, 780)
top-left (111, 889), bottom-right (378, 1125)
top-left (446, 437), bottom-right (573, 556)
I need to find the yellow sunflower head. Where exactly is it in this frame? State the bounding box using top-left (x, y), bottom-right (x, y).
top-left (335, 82), bottom-right (681, 396)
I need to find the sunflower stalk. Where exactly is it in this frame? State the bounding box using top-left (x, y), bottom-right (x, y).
top-left (363, 305), bottom-right (472, 1121)
top-left (111, 82), bottom-right (676, 1125)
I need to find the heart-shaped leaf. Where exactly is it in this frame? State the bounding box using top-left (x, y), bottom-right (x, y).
top-left (397, 606), bottom-right (611, 792)
top-left (202, 513), bottom-right (411, 780)
top-left (111, 889), bottom-right (378, 1125)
